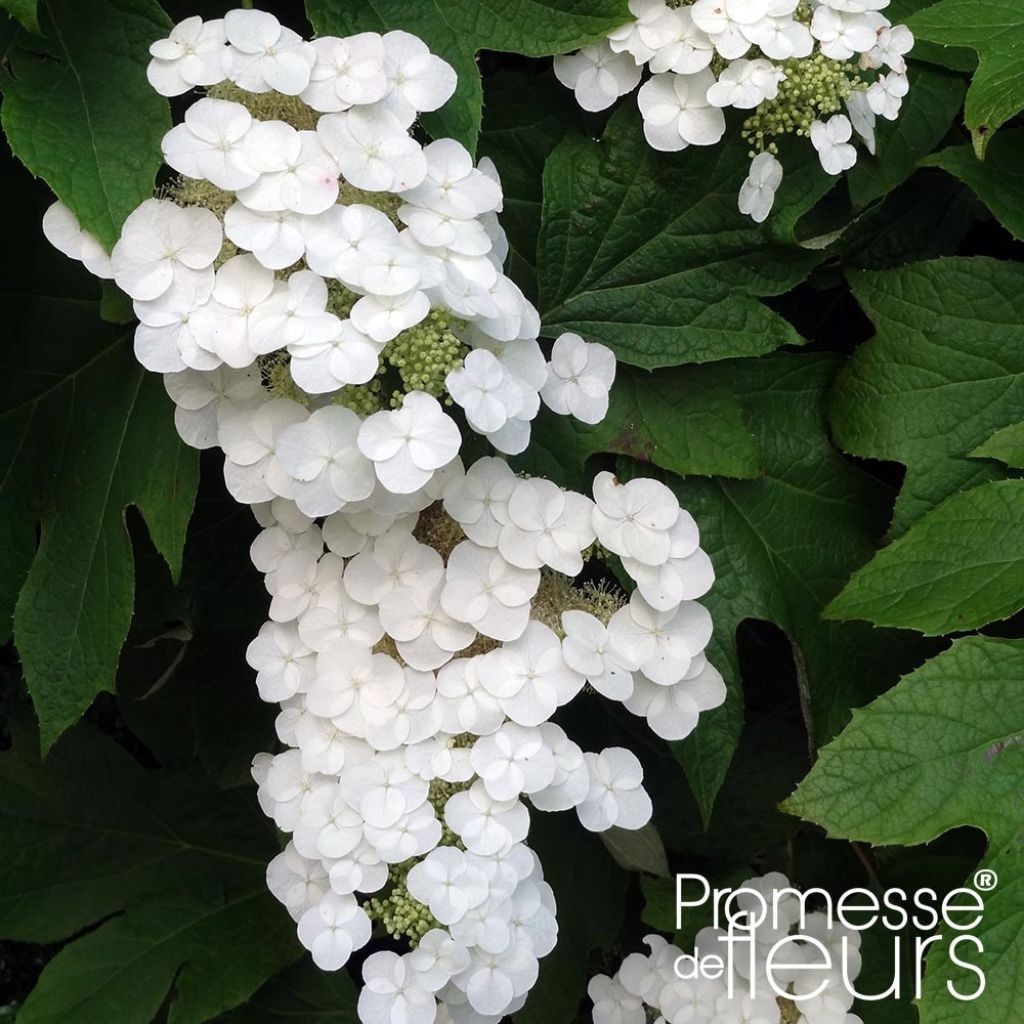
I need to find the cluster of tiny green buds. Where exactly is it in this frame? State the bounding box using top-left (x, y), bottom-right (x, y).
top-left (383, 309), bottom-right (468, 404)
top-left (365, 860), bottom-right (440, 944)
top-left (742, 54), bottom-right (860, 156)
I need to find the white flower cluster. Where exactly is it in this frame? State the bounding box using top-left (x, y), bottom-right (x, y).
top-left (590, 872), bottom-right (866, 1024)
top-left (554, 0), bottom-right (913, 222)
top-left (42, 8), bottom-right (725, 1022)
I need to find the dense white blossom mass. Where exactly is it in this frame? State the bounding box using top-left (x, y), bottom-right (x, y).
top-left (555, 0), bottom-right (914, 222)
top-left (44, 10), bottom-right (727, 1022)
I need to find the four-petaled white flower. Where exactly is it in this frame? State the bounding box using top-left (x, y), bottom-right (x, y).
top-left (111, 198), bottom-right (221, 301)
top-left (810, 113), bottom-right (859, 174)
top-left (638, 70), bottom-right (728, 151)
top-left (553, 40), bottom-right (643, 113)
top-left (147, 16), bottom-right (227, 96)
top-left (577, 748), bottom-right (653, 832)
top-left (540, 332), bottom-right (617, 425)
top-left (738, 151), bottom-right (784, 223)
top-left (358, 391), bottom-right (462, 493)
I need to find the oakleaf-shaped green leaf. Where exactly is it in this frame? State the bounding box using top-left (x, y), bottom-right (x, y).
top-left (826, 479), bottom-right (1024, 635)
top-left (304, 0), bottom-right (628, 153)
top-left (536, 106), bottom-right (831, 368)
top-left (908, 0), bottom-right (1024, 156)
top-left (0, 718), bottom-right (302, 1024)
top-left (833, 257), bottom-right (1024, 535)
top-left (785, 636), bottom-right (1024, 1024)
top-left (0, 292), bottom-right (197, 750)
top-left (516, 363), bottom-right (761, 491)
top-left (663, 353), bottom-right (927, 820)
top-left (0, 0), bottom-right (171, 246)
top-left (217, 961), bottom-right (359, 1023)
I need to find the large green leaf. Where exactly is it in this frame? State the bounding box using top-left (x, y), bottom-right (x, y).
top-left (924, 128), bottom-right (1024, 240)
top-left (826, 479), bottom-right (1024, 634)
top-left (0, 0), bottom-right (171, 247)
top-left (536, 106), bottom-right (831, 369)
top-left (786, 636), bottom-right (1024, 1024)
top-left (0, 716), bottom-right (301, 1024)
top-left (908, 0), bottom-right (1024, 156)
top-left (847, 63), bottom-right (966, 208)
top-left (665, 353), bottom-right (927, 820)
top-left (885, 0), bottom-right (977, 70)
top-left (216, 961), bottom-right (359, 1023)
top-left (477, 69), bottom-right (583, 300)
top-left (0, 294), bottom-right (197, 749)
top-left (304, 0), bottom-right (628, 153)
top-left (516, 362), bottom-right (761, 491)
top-left (833, 257), bottom-right (1024, 536)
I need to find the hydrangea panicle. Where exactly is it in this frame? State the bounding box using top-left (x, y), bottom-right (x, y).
top-left (42, 9), bottom-right (726, 1022)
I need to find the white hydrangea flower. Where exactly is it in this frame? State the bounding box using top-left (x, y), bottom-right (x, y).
top-left (358, 951), bottom-right (438, 1024)
top-left (470, 724), bottom-right (557, 802)
top-left (236, 122), bottom-right (340, 215)
top-left (133, 271), bottom-right (217, 373)
top-left (296, 891), bottom-right (372, 970)
top-left (553, 40), bottom-right (643, 112)
top-left (609, 591), bottom-right (713, 685)
top-left (318, 106), bottom-right (427, 193)
top-left (246, 621), bottom-right (315, 701)
top-left (42, 202), bottom-right (113, 279)
top-left (591, 471), bottom-right (679, 566)
top-left (810, 114), bottom-right (859, 174)
top-left (498, 477), bottom-right (596, 576)
top-left (401, 138), bottom-right (503, 219)
top-left (870, 24), bottom-right (914, 73)
top-left (46, 16), bottom-right (735, 1020)
top-left (588, 974), bottom-right (646, 1024)
top-left (147, 15), bottom-right (227, 96)
top-left (706, 58), bottom-right (784, 109)
top-left (866, 70), bottom-right (909, 120)
top-left (302, 33), bottom-right (389, 112)
top-left (161, 97), bottom-right (259, 191)
top-left (608, 0), bottom-right (682, 64)
top-left (648, 8), bottom-right (715, 74)
top-left (738, 151), bottom-right (784, 223)
top-left (441, 540), bottom-right (539, 642)
top-left (358, 391), bottom-right (461, 493)
top-left (111, 198), bottom-right (221, 301)
top-left (811, 6), bottom-right (879, 60)
top-left (540, 333), bottom-right (617, 425)
top-left (223, 8), bottom-right (316, 96)
top-left (276, 405), bottom-right (377, 516)
top-left (447, 348), bottom-right (524, 435)
top-left (162, 365), bottom-right (263, 450)
top-left (407, 846), bottom-right (490, 925)
top-left (637, 70), bottom-right (727, 150)
top-left (577, 748), bottom-right (652, 832)
top-left (561, 609), bottom-right (637, 701)
top-left (442, 456), bottom-right (515, 548)
top-left (378, 29), bottom-right (458, 127)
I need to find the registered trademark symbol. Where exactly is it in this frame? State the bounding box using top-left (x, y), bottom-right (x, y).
top-left (973, 869), bottom-right (999, 892)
